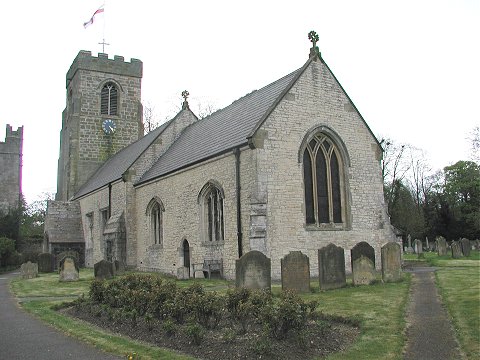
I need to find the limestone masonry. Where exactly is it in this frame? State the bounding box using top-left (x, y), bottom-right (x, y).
top-left (0, 125), bottom-right (23, 213)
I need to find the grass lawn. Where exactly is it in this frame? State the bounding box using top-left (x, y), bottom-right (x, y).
top-left (10, 269), bottom-right (411, 360)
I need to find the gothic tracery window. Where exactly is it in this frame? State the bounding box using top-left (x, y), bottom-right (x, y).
top-left (101, 82), bottom-right (118, 115)
top-left (147, 198), bottom-right (164, 245)
top-left (200, 183), bottom-right (225, 242)
top-left (303, 134), bottom-right (344, 226)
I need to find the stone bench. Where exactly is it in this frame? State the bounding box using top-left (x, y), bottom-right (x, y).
top-left (192, 259), bottom-right (223, 279)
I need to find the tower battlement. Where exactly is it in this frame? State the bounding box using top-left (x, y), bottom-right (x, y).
top-left (1, 124), bottom-right (23, 147)
top-left (66, 50), bottom-right (143, 87)
top-left (0, 124), bottom-right (23, 212)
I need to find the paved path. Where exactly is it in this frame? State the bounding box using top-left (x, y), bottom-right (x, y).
top-left (403, 265), bottom-right (462, 360)
top-left (0, 271), bottom-right (122, 360)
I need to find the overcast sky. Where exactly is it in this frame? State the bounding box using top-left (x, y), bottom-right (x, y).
top-left (0, 0), bottom-right (478, 204)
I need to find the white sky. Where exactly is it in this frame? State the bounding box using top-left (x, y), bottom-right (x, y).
top-left (0, 0), bottom-right (478, 204)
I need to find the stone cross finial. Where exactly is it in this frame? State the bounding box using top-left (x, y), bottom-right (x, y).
top-left (308, 31), bottom-right (319, 48)
top-left (181, 90), bottom-right (190, 110)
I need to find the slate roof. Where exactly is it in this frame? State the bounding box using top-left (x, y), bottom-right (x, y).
top-left (73, 120), bottom-right (171, 199)
top-left (136, 67), bottom-right (304, 185)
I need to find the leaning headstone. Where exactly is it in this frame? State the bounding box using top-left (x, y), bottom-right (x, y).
top-left (37, 252), bottom-right (55, 273)
top-left (436, 236), bottom-right (447, 256)
top-left (281, 251), bottom-right (310, 293)
top-left (381, 242), bottom-right (402, 282)
top-left (351, 241), bottom-right (375, 270)
top-left (318, 243), bottom-right (346, 290)
top-left (413, 239), bottom-right (423, 254)
top-left (94, 259), bottom-right (115, 280)
top-left (21, 261), bottom-right (38, 279)
top-left (460, 238), bottom-right (471, 257)
top-left (59, 256), bottom-right (79, 282)
top-left (352, 255), bottom-right (376, 286)
top-left (425, 237), bottom-right (430, 251)
top-left (113, 260), bottom-right (125, 275)
top-left (235, 250), bottom-right (271, 290)
top-left (451, 241), bottom-right (463, 259)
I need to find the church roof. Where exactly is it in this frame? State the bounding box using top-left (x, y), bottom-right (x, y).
top-left (136, 66), bottom-right (304, 185)
top-left (73, 120), bottom-right (171, 199)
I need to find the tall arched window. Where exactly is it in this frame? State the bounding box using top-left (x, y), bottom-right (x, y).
top-left (303, 133), bottom-right (345, 226)
top-left (101, 82), bottom-right (118, 115)
top-left (146, 198), bottom-right (164, 245)
top-left (199, 182), bottom-right (225, 242)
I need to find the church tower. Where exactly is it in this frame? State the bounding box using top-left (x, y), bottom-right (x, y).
top-left (56, 51), bottom-right (143, 200)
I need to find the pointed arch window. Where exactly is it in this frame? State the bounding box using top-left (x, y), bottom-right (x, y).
top-left (101, 82), bottom-right (118, 116)
top-left (199, 182), bottom-right (225, 243)
top-left (146, 198), bottom-right (164, 245)
top-left (303, 134), bottom-right (345, 226)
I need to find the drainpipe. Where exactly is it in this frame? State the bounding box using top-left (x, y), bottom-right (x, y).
top-left (108, 183), bottom-right (112, 217)
top-left (234, 148), bottom-right (243, 257)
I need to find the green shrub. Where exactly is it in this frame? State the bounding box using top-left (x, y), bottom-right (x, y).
top-left (162, 319), bottom-right (177, 337)
top-left (184, 322), bottom-right (204, 345)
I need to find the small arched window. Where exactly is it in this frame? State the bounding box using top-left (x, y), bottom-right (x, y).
top-left (199, 182), bottom-right (225, 242)
top-left (146, 198), bottom-right (164, 245)
top-left (101, 82), bottom-right (118, 115)
top-left (303, 133), bottom-right (345, 226)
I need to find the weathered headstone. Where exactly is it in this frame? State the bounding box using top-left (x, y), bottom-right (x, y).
top-left (451, 241), bottom-right (462, 259)
top-left (351, 241), bottom-right (375, 270)
top-left (113, 260), bottom-right (125, 275)
top-left (436, 236), bottom-right (447, 256)
top-left (352, 255), bottom-right (376, 285)
top-left (413, 239), bottom-right (423, 254)
top-left (21, 261), bottom-right (38, 279)
top-left (474, 239), bottom-right (480, 251)
top-left (381, 242), bottom-right (402, 282)
top-left (176, 266), bottom-right (190, 280)
top-left (425, 237), bottom-right (430, 251)
top-left (59, 256), bottom-right (79, 282)
top-left (56, 250), bottom-right (79, 270)
top-left (235, 250), bottom-right (271, 290)
top-left (37, 252), bottom-right (55, 273)
top-left (406, 234), bottom-right (414, 254)
top-left (318, 243), bottom-right (346, 290)
top-left (94, 259), bottom-right (115, 280)
top-left (281, 251), bottom-right (310, 293)
top-left (460, 238), bottom-right (471, 257)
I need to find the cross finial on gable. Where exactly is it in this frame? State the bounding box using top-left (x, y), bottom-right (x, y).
top-left (181, 90), bottom-right (190, 110)
top-left (308, 31), bottom-right (321, 59)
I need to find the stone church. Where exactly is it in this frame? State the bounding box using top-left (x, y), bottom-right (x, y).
top-left (0, 125), bottom-right (23, 213)
top-left (45, 36), bottom-right (396, 278)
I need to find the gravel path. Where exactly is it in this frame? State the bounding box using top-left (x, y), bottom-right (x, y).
top-left (403, 265), bottom-right (462, 360)
top-left (0, 271), bottom-right (122, 360)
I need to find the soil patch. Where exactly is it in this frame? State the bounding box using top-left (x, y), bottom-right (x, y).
top-left (65, 304), bottom-right (359, 360)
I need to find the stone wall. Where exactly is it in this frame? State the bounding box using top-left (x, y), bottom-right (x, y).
top-left (0, 125), bottom-right (23, 212)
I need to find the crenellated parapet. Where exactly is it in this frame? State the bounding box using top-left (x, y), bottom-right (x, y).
top-left (0, 124), bottom-right (23, 151)
top-left (66, 50), bottom-right (143, 87)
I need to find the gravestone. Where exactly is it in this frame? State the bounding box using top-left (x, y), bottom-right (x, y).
top-left (474, 239), bottom-right (480, 251)
top-left (381, 242), bottom-right (402, 282)
top-left (94, 259), bottom-right (115, 280)
top-left (436, 236), bottom-right (447, 256)
top-left (21, 261), bottom-right (38, 279)
top-left (177, 266), bottom-right (190, 280)
top-left (37, 252), bottom-right (55, 273)
top-left (460, 238), bottom-right (471, 257)
top-left (318, 243), bottom-right (346, 290)
top-left (56, 250), bottom-right (79, 270)
top-left (281, 251), bottom-right (310, 293)
top-left (406, 234), bottom-right (414, 254)
top-left (352, 255), bottom-right (376, 285)
top-left (113, 260), bottom-right (125, 275)
top-left (351, 241), bottom-right (375, 270)
top-left (59, 256), bottom-right (79, 282)
top-left (413, 239), bottom-right (423, 255)
top-left (235, 250), bottom-right (271, 290)
top-left (425, 237), bottom-right (430, 251)
top-left (451, 241), bottom-right (462, 259)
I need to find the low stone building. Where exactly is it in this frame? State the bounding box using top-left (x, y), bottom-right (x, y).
top-left (46, 34), bottom-right (396, 279)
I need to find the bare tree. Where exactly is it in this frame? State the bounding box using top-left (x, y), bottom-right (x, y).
top-left (143, 101), bottom-right (160, 134)
top-left (468, 126), bottom-right (479, 163)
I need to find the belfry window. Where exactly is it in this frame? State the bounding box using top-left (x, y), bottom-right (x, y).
top-left (147, 198), bottom-right (164, 245)
top-left (303, 134), bottom-right (344, 225)
top-left (199, 182), bottom-right (225, 242)
top-left (101, 82), bottom-right (118, 115)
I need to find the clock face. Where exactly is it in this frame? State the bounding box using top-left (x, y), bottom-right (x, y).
top-left (102, 119), bottom-right (116, 134)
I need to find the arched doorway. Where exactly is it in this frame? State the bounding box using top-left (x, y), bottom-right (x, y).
top-left (183, 239), bottom-right (190, 275)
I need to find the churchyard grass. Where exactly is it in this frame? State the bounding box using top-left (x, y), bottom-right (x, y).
top-left (433, 253), bottom-right (480, 359)
top-left (11, 270), bottom-right (412, 359)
